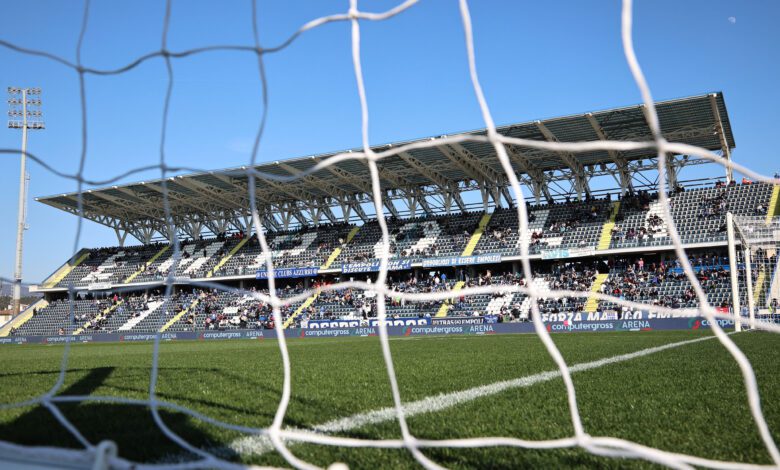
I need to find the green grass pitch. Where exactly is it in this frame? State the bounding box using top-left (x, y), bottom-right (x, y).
top-left (0, 330), bottom-right (778, 468)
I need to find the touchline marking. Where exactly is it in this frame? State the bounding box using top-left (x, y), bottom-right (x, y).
top-left (222, 334), bottom-right (722, 458)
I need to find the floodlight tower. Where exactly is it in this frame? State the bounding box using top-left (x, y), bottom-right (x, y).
top-left (7, 87), bottom-right (44, 316)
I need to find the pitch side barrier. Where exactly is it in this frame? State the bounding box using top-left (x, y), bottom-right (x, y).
top-left (0, 317), bottom-right (735, 345)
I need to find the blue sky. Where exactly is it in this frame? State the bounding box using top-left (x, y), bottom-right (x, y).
top-left (1, 0), bottom-right (778, 283)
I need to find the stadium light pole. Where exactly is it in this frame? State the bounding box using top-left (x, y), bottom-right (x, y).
top-left (7, 87), bottom-right (44, 317)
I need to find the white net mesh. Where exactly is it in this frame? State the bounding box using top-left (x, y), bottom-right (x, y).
top-left (0, 0), bottom-right (779, 468)
top-left (734, 215), bottom-right (780, 325)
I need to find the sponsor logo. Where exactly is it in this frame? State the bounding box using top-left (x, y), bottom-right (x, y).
top-left (547, 322), bottom-right (615, 332)
top-left (201, 331), bottom-right (243, 340)
top-left (301, 329), bottom-right (351, 338)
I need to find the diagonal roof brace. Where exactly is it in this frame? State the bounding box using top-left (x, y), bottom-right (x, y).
top-left (80, 191), bottom-right (164, 222)
top-left (338, 193), bottom-right (369, 223)
top-left (502, 143), bottom-right (553, 204)
top-left (439, 143), bottom-right (510, 207)
top-left (585, 113), bottom-right (633, 195)
top-left (534, 120), bottom-right (591, 199)
top-left (176, 177), bottom-right (246, 212)
top-left (50, 196), bottom-right (128, 226)
top-left (318, 159), bottom-right (373, 195)
top-left (708, 93), bottom-right (734, 183)
top-left (143, 182), bottom-right (218, 216)
top-left (375, 165), bottom-right (414, 218)
top-left (395, 151), bottom-right (465, 212)
top-left (314, 158), bottom-right (372, 195)
top-left (406, 187), bottom-right (433, 216)
top-left (277, 161), bottom-right (358, 204)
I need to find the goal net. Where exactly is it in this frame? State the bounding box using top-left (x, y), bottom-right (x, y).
top-left (731, 214), bottom-right (780, 326)
top-left (0, 0), bottom-right (779, 469)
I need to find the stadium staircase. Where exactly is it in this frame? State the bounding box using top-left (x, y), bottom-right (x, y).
top-left (283, 290), bottom-right (321, 328)
top-left (584, 273), bottom-right (609, 312)
top-left (461, 213), bottom-right (493, 256)
top-left (123, 245), bottom-right (170, 284)
top-left (118, 300), bottom-right (165, 331)
top-left (0, 299), bottom-right (49, 337)
top-left (753, 268), bottom-right (767, 307)
top-left (767, 185), bottom-right (780, 225)
top-left (73, 300), bottom-right (124, 335)
top-left (206, 237), bottom-right (250, 278)
top-left (597, 202), bottom-right (621, 250)
top-left (519, 278), bottom-right (550, 318)
top-left (435, 281), bottom-right (465, 317)
top-left (321, 226), bottom-right (361, 269)
top-left (41, 250), bottom-right (90, 288)
top-left (160, 298), bottom-right (200, 332)
top-left (485, 290), bottom-right (514, 315)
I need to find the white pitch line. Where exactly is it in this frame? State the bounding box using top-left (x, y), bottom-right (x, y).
top-left (223, 333), bottom-right (721, 458)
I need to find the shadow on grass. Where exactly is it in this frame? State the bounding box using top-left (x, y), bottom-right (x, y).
top-left (0, 366), bottom-right (345, 464)
top-left (0, 367), bottom-right (238, 463)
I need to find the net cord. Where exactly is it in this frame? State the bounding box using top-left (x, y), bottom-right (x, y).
top-left (0, 0), bottom-right (778, 468)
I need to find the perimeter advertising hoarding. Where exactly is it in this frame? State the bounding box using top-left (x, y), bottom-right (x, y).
top-left (0, 317), bottom-right (734, 345)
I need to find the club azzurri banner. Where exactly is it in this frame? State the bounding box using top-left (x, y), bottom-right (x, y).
top-left (256, 266), bottom-right (320, 279)
top-left (341, 259), bottom-right (412, 274)
top-left (421, 253), bottom-right (502, 268)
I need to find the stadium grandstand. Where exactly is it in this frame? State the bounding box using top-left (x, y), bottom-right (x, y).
top-left (3, 92), bottom-right (778, 339)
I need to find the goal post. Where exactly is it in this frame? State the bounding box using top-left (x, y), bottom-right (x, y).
top-left (727, 212), bottom-right (744, 331)
top-left (730, 212), bottom-right (780, 328)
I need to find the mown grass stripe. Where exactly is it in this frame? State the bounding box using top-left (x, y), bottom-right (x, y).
top-left (225, 333), bottom-right (722, 458)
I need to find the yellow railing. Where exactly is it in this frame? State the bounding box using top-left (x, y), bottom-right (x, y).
top-left (584, 273), bottom-right (609, 313)
top-left (283, 290), bottom-right (321, 328)
top-left (461, 213), bottom-right (493, 257)
top-left (42, 250), bottom-right (90, 288)
top-left (435, 281), bottom-right (465, 317)
top-left (73, 300), bottom-right (124, 335)
top-left (321, 226), bottom-right (361, 270)
top-left (123, 245), bottom-right (170, 284)
top-left (160, 298), bottom-right (201, 332)
top-left (207, 237), bottom-right (251, 278)
top-left (767, 185), bottom-right (780, 226)
top-left (597, 201), bottom-right (621, 250)
top-left (0, 299), bottom-right (49, 337)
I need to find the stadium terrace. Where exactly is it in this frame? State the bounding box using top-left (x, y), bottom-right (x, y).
top-left (35, 93), bottom-right (733, 242)
top-left (4, 91), bottom-right (777, 341)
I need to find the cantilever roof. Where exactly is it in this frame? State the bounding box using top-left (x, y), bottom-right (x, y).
top-left (38, 92), bottom-right (734, 232)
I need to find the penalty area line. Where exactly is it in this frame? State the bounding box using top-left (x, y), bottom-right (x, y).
top-left (221, 333), bottom-right (723, 458)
